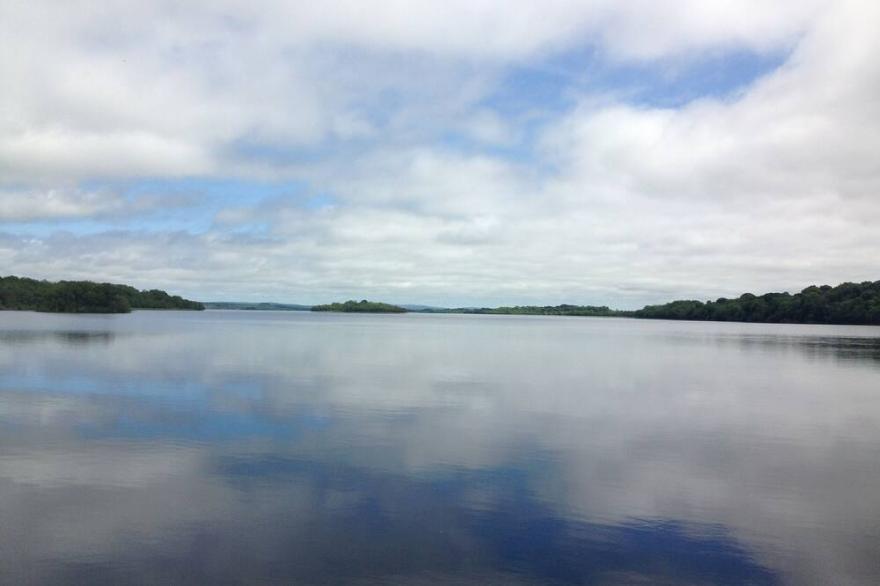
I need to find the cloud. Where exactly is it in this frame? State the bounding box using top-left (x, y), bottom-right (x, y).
top-left (0, 0), bottom-right (821, 182)
top-left (0, 188), bottom-right (123, 221)
top-left (1, 0), bottom-right (877, 305)
top-left (0, 187), bottom-right (204, 223)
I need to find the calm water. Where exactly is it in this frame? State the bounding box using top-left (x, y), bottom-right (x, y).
top-left (1, 310), bottom-right (879, 585)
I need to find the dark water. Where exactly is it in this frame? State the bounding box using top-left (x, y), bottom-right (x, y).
top-left (1, 310), bottom-right (879, 585)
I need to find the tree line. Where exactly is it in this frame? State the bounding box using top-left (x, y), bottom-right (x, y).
top-left (0, 275), bottom-right (204, 313)
top-left (421, 304), bottom-right (622, 317)
top-left (633, 281), bottom-right (880, 325)
top-left (6, 274), bottom-right (879, 324)
top-left (306, 281), bottom-right (880, 325)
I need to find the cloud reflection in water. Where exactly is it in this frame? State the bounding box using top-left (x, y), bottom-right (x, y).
top-left (1, 311), bottom-right (879, 584)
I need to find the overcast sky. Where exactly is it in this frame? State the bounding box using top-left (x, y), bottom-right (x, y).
top-left (1, 0), bottom-right (877, 307)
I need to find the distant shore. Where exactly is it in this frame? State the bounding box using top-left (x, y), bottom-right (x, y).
top-left (7, 276), bottom-right (880, 325)
top-left (206, 280), bottom-right (880, 325)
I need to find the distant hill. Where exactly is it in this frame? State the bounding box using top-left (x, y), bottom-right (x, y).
top-left (634, 281), bottom-right (880, 325)
top-left (204, 301), bottom-right (311, 311)
top-left (311, 300), bottom-right (407, 313)
top-left (0, 275), bottom-right (204, 314)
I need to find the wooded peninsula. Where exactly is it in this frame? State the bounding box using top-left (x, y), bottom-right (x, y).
top-left (0, 276), bottom-right (204, 313)
top-left (632, 281), bottom-right (880, 325)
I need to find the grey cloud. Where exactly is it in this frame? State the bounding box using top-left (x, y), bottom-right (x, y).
top-left (0, 187), bottom-right (204, 222)
top-left (0, 188), bottom-right (124, 221)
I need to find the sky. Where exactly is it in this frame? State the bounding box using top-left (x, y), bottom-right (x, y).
top-left (1, 0), bottom-right (878, 308)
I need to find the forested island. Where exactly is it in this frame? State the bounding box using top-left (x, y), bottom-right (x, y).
top-left (0, 276), bottom-right (204, 313)
top-left (633, 281), bottom-right (880, 325)
top-left (311, 300), bottom-right (407, 313)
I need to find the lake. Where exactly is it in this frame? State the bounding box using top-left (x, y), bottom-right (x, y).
top-left (1, 310), bottom-right (879, 585)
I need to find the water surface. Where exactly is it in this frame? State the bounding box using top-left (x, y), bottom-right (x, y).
top-left (1, 310), bottom-right (879, 585)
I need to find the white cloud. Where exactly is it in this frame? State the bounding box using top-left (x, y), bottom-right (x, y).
top-left (0, 0), bottom-right (877, 305)
top-left (0, 0), bottom-right (822, 181)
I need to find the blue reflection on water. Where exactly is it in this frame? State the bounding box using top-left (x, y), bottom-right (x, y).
top-left (218, 456), bottom-right (777, 584)
top-left (1, 311), bottom-right (879, 584)
top-left (76, 409), bottom-right (331, 442)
